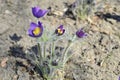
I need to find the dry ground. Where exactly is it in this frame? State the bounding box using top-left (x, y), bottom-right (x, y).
top-left (0, 0), bottom-right (120, 80)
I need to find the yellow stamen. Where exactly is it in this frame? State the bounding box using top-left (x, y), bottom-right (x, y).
top-left (33, 27), bottom-right (41, 35)
top-left (57, 29), bottom-right (63, 34)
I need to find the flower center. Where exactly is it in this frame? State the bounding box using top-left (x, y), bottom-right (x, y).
top-left (57, 29), bottom-right (63, 34)
top-left (33, 27), bottom-right (41, 36)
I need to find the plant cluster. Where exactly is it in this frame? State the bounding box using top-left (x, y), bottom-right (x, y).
top-left (72, 0), bottom-right (95, 20)
top-left (27, 6), bottom-right (87, 80)
top-left (72, 0), bottom-right (103, 20)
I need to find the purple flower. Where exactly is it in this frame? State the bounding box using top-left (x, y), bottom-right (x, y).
top-left (119, 76), bottom-right (120, 80)
top-left (32, 6), bottom-right (48, 18)
top-left (55, 25), bottom-right (65, 36)
top-left (76, 28), bottom-right (87, 38)
top-left (28, 21), bottom-right (43, 37)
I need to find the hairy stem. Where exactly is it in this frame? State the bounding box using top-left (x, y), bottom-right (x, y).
top-left (62, 41), bottom-right (72, 65)
top-left (37, 42), bottom-right (42, 63)
top-left (43, 42), bottom-right (46, 58)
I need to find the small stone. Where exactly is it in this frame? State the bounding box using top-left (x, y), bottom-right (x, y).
top-left (0, 57), bottom-right (8, 67)
top-left (13, 75), bottom-right (18, 80)
top-left (5, 10), bottom-right (12, 15)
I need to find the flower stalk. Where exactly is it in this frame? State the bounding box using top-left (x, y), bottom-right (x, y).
top-left (37, 42), bottom-right (42, 62)
top-left (43, 42), bottom-right (46, 58)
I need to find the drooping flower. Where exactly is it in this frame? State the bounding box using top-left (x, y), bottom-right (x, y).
top-left (76, 28), bottom-right (87, 38)
top-left (55, 25), bottom-right (65, 36)
top-left (28, 21), bottom-right (43, 37)
top-left (32, 6), bottom-right (48, 18)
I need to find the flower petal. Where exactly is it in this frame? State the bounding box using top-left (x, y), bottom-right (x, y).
top-left (38, 21), bottom-right (43, 27)
top-left (37, 9), bottom-right (48, 18)
top-left (28, 22), bottom-right (38, 37)
top-left (28, 29), bottom-right (34, 37)
top-left (58, 25), bottom-right (63, 29)
top-left (32, 6), bottom-right (48, 18)
top-left (76, 29), bottom-right (87, 38)
top-left (32, 7), bottom-right (40, 17)
top-left (30, 22), bottom-right (38, 30)
top-left (37, 21), bottom-right (43, 36)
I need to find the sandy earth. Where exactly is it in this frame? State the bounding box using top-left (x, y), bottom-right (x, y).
top-left (0, 0), bottom-right (120, 80)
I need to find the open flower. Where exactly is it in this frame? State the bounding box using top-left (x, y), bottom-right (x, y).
top-left (28, 21), bottom-right (43, 37)
top-left (76, 28), bottom-right (87, 38)
top-left (55, 25), bottom-right (65, 36)
top-left (32, 6), bottom-right (48, 18)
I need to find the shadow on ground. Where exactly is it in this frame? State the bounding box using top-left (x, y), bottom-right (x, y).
top-left (8, 33), bottom-right (44, 79)
top-left (95, 12), bottom-right (120, 23)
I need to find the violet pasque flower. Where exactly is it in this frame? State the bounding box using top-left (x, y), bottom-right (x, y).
top-left (55, 25), bottom-right (65, 36)
top-left (76, 28), bottom-right (87, 38)
top-left (32, 6), bottom-right (48, 18)
top-left (28, 21), bottom-right (43, 37)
